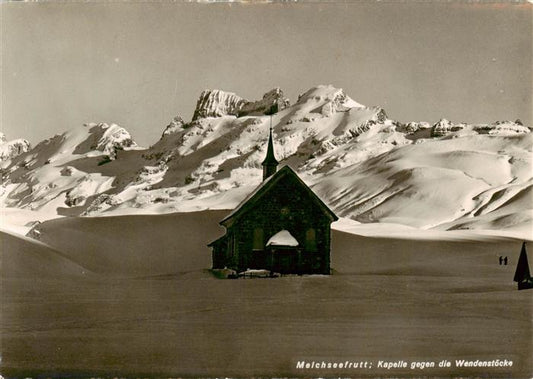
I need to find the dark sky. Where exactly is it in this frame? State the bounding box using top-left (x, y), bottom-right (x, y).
top-left (2, 2), bottom-right (531, 146)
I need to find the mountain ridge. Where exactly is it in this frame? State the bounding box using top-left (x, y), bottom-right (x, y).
top-left (1, 84), bottom-right (531, 236)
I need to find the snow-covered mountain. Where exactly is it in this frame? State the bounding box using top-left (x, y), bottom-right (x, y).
top-left (1, 123), bottom-right (139, 214)
top-left (1, 85), bottom-right (531, 236)
top-left (0, 132), bottom-right (31, 162)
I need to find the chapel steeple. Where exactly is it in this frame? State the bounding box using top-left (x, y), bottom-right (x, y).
top-left (261, 119), bottom-right (278, 181)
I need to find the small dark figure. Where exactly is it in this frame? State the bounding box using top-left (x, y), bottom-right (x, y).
top-left (499, 256), bottom-right (503, 265)
top-left (504, 256), bottom-right (508, 265)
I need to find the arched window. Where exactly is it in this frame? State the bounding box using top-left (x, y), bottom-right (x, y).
top-left (305, 228), bottom-right (317, 251)
top-left (253, 228), bottom-right (264, 250)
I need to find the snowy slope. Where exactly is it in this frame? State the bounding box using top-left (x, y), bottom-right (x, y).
top-left (313, 133), bottom-right (532, 231)
top-left (1, 85), bottom-right (531, 236)
top-left (1, 123), bottom-right (139, 217)
top-left (0, 229), bottom-right (90, 278)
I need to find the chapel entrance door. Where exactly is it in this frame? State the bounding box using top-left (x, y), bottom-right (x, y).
top-left (270, 247), bottom-right (300, 274)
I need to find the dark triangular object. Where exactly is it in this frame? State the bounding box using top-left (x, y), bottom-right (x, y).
top-left (514, 242), bottom-right (533, 290)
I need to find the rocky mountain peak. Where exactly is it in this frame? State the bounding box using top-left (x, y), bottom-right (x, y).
top-left (238, 87), bottom-right (290, 116)
top-left (431, 118), bottom-right (463, 137)
top-left (297, 85), bottom-right (363, 105)
top-left (294, 85), bottom-right (366, 118)
top-left (0, 134), bottom-right (31, 162)
top-left (162, 115), bottom-right (186, 138)
top-left (191, 88), bottom-right (291, 122)
top-left (192, 90), bottom-right (247, 121)
top-left (77, 123), bottom-right (137, 159)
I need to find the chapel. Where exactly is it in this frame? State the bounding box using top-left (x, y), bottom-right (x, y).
top-left (208, 126), bottom-right (338, 275)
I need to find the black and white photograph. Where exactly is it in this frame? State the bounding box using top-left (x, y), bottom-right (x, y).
top-left (0, 1), bottom-right (532, 377)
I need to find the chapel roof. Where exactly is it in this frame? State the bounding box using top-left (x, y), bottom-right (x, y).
top-left (220, 165), bottom-right (338, 226)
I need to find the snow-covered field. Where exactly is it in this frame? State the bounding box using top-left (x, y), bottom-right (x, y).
top-left (1, 210), bottom-right (531, 377)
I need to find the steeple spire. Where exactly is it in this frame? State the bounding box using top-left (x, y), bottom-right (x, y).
top-left (261, 116), bottom-right (278, 181)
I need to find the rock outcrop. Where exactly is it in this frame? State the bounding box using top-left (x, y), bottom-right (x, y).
top-left (192, 90), bottom-right (247, 120)
top-left (238, 88), bottom-right (290, 116)
top-left (473, 121), bottom-right (531, 135)
top-left (161, 115), bottom-right (186, 138)
top-left (402, 122), bottom-right (431, 133)
top-left (431, 118), bottom-right (530, 137)
top-left (0, 133), bottom-right (31, 162)
top-left (431, 119), bottom-right (465, 137)
top-left (192, 88), bottom-right (290, 121)
top-left (75, 123), bottom-right (137, 159)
